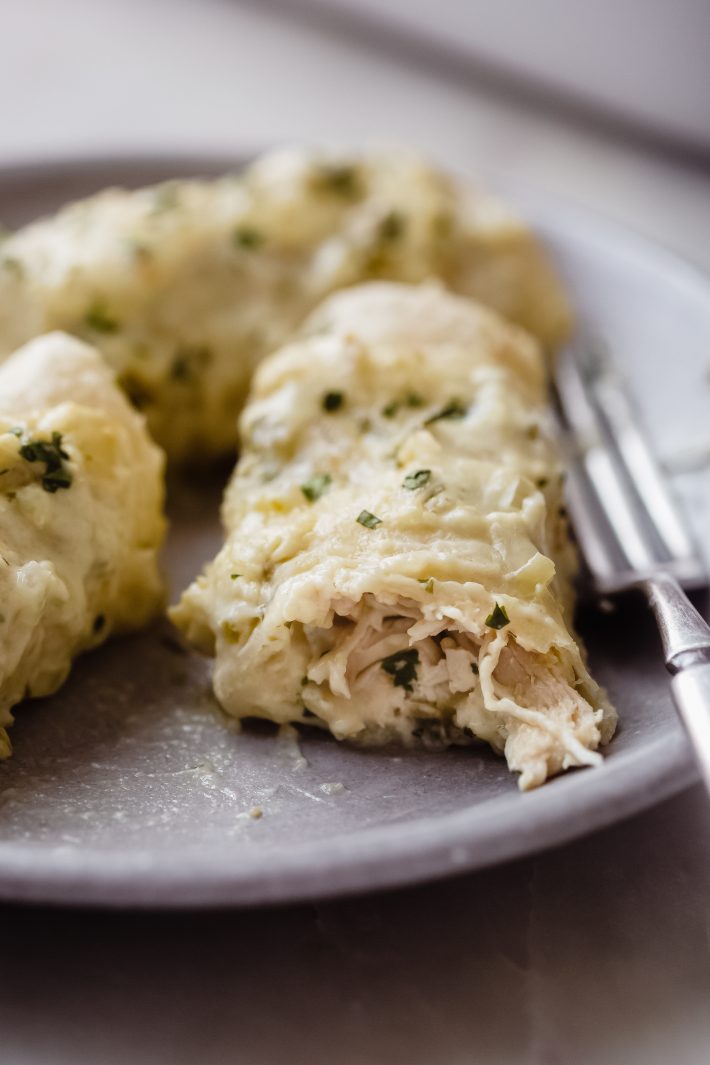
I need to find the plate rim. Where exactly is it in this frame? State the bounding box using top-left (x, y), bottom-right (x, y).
top-left (0, 150), bottom-right (705, 908)
top-left (0, 731), bottom-right (696, 908)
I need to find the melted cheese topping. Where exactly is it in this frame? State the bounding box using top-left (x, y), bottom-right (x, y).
top-left (172, 283), bottom-right (615, 790)
top-left (0, 148), bottom-right (570, 462)
top-left (0, 332), bottom-right (166, 755)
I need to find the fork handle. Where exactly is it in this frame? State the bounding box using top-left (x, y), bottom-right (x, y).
top-left (671, 665), bottom-right (710, 790)
top-left (643, 573), bottom-right (710, 792)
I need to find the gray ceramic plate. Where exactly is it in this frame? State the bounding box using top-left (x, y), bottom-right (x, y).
top-left (0, 155), bottom-right (708, 908)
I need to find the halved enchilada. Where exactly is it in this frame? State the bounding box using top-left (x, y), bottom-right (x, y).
top-left (172, 282), bottom-right (614, 789)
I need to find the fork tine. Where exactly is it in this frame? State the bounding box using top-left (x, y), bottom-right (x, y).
top-left (561, 461), bottom-right (622, 584)
top-left (555, 346), bottom-right (660, 572)
top-left (591, 373), bottom-right (699, 564)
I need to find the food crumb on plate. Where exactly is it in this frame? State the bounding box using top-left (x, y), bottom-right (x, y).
top-left (319, 782), bottom-right (345, 795)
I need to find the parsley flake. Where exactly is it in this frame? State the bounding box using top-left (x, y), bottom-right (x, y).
top-left (380, 648), bottom-right (419, 692)
top-left (403, 469), bottom-right (431, 490)
top-left (356, 509), bottom-right (382, 529)
top-left (170, 345), bottom-right (211, 381)
top-left (485, 603), bottom-right (510, 630)
top-left (424, 400), bottom-right (467, 425)
top-left (230, 573), bottom-right (241, 581)
top-left (19, 431), bottom-right (72, 493)
top-left (378, 211), bottom-right (405, 241)
top-left (382, 393), bottom-right (423, 418)
top-left (315, 164), bottom-right (361, 198)
top-left (322, 391), bottom-right (344, 412)
top-left (118, 370), bottom-right (153, 410)
top-left (301, 473), bottom-right (332, 502)
top-left (233, 225), bottom-right (264, 249)
top-left (418, 578), bottom-right (434, 593)
top-left (1, 256), bottom-right (23, 279)
top-left (85, 301), bottom-right (120, 334)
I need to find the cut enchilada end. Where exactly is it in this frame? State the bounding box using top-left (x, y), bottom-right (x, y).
top-left (172, 282), bottom-right (614, 790)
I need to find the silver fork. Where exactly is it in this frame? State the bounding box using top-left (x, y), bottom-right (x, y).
top-left (554, 340), bottom-right (710, 792)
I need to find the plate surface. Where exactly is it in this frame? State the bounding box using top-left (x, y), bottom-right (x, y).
top-left (0, 154), bottom-right (708, 907)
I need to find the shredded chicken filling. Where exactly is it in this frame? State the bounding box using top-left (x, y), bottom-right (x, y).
top-left (299, 593), bottom-right (604, 784)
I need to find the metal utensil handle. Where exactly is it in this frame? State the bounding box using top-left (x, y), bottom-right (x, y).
top-left (671, 666), bottom-right (710, 791)
top-left (643, 573), bottom-right (710, 792)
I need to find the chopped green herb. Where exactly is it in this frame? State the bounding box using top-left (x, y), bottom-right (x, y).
top-left (380, 648), bottom-right (419, 692)
top-left (412, 719), bottom-right (448, 742)
top-left (1, 256), bottom-right (23, 279)
top-left (418, 577), bottom-right (434, 593)
top-left (356, 509), bottom-right (382, 529)
top-left (230, 573), bottom-right (241, 580)
top-left (301, 473), bottom-right (332, 502)
top-left (485, 603), bottom-right (510, 630)
top-left (40, 468), bottom-right (72, 492)
top-left (170, 354), bottom-right (191, 381)
top-left (424, 400), bottom-right (467, 425)
top-left (403, 469), bottom-right (431, 490)
top-left (233, 225), bottom-right (264, 249)
top-left (85, 301), bottom-right (120, 334)
top-left (315, 164), bottom-right (360, 198)
top-left (322, 391), bottom-right (344, 412)
top-left (118, 371), bottom-right (153, 410)
top-left (382, 392), bottom-right (423, 418)
top-left (170, 345), bottom-right (211, 381)
top-left (18, 431), bottom-right (72, 493)
top-left (378, 210), bottom-right (405, 241)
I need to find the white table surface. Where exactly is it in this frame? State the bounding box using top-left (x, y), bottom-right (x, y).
top-left (1, 2), bottom-right (710, 1062)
